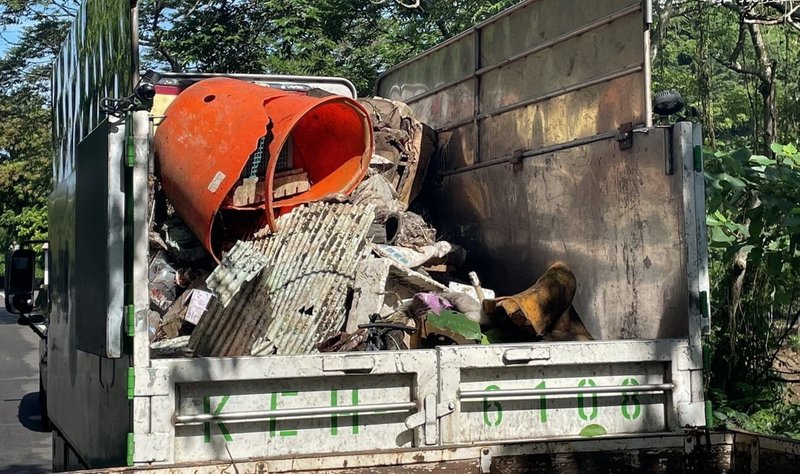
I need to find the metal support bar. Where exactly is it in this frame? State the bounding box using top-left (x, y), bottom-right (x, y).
top-left (440, 130), bottom-right (619, 176)
top-left (460, 383), bottom-right (674, 400)
top-left (438, 63), bottom-right (644, 132)
top-left (174, 401), bottom-right (417, 426)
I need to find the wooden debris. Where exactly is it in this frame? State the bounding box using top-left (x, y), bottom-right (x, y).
top-left (273, 169), bottom-right (310, 199)
top-left (231, 176), bottom-right (259, 206)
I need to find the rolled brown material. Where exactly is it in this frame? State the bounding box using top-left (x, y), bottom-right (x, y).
top-left (496, 261), bottom-right (578, 336)
top-left (545, 306), bottom-right (594, 341)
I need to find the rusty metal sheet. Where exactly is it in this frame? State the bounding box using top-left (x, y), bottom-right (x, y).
top-left (376, 0), bottom-right (649, 166)
top-left (432, 129), bottom-right (688, 341)
top-left (377, 34), bottom-right (475, 104)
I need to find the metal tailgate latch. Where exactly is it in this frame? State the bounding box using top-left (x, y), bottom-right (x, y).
top-left (404, 394), bottom-right (455, 445)
top-left (617, 122), bottom-right (634, 150)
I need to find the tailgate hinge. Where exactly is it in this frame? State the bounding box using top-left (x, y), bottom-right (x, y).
top-left (404, 394), bottom-right (455, 446)
top-left (126, 367), bottom-right (135, 400)
top-left (617, 122), bottom-right (634, 150)
top-left (124, 304), bottom-right (136, 337)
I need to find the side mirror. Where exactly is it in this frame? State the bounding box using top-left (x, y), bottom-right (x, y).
top-left (5, 248), bottom-right (36, 315)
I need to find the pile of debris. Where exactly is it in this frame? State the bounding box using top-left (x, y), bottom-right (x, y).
top-left (147, 94), bottom-right (592, 358)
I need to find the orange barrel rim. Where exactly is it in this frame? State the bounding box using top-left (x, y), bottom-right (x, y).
top-left (154, 77), bottom-right (373, 260)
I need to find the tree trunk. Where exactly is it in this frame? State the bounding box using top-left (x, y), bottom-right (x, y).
top-left (650, 0), bottom-right (675, 63)
top-left (748, 23), bottom-right (778, 151)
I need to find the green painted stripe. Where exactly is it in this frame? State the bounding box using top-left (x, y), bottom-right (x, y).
top-left (125, 117), bottom-right (136, 167)
top-left (127, 367), bottom-right (135, 400)
top-left (125, 305), bottom-right (136, 337)
top-left (693, 145), bottom-right (703, 172)
top-left (126, 432), bottom-right (134, 466)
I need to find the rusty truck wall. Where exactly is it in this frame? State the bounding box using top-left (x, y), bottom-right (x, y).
top-left (375, 0), bottom-right (704, 342)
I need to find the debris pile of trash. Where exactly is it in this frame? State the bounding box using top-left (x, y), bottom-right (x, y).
top-left (146, 83), bottom-right (592, 358)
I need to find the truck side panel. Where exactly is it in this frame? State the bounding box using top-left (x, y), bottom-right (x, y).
top-left (49, 0), bottom-right (135, 467)
top-left (377, 0), bottom-right (680, 341)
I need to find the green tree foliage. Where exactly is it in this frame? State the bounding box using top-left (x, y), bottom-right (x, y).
top-left (653, 1), bottom-right (800, 437)
top-left (139, 0), bottom-right (518, 94)
top-left (0, 1), bottom-right (72, 268)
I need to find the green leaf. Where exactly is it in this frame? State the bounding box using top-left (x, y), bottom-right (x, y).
top-left (770, 143), bottom-right (785, 155)
top-left (750, 155), bottom-right (776, 166)
top-left (579, 424), bottom-right (608, 437)
top-left (784, 143), bottom-right (798, 156)
top-left (711, 227), bottom-right (736, 244)
top-left (731, 148), bottom-right (752, 163)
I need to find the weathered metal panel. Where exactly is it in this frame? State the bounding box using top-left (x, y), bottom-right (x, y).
top-left (438, 340), bottom-right (696, 444)
top-left (376, 0), bottom-right (649, 164)
top-left (52, 0), bottom-right (134, 184)
top-left (74, 118), bottom-right (126, 357)
top-left (375, 0), bottom-right (672, 343)
top-left (433, 129), bottom-right (688, 341)
top-left (139, 351), bottom-right (438, 464)
top-left (478, 0), bottom-right (639, 67)
top-left (479, 2), bottom-right (643, 113)
top-left (479, 72), bottom-right (645, 160)
top-left (378, 34), bottom-right (475, 105)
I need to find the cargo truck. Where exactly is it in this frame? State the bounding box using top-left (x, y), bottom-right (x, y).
top-left (4, 0), bottom-right (800, 472)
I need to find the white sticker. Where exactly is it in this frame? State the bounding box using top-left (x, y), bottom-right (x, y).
top-left (184, 290), bottom-right (213, 325)
top-left (208, 171), bottom-right (226, 193)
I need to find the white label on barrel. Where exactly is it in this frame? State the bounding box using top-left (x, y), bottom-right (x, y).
top-left (208, 171), bottom-right (226, 193)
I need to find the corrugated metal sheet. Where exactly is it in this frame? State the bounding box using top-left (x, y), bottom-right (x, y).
top-left (205, 240), bottom-right (267, 307)
top-left (251, 201), bottom-right (376, 355)
top-left (189, 269), bottom-right (274, 356)
top-left (189, 202), bottom-right (375, 357)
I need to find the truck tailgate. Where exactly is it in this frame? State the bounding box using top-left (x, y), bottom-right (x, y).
top-left (134, 351), bottom-right (437, 463)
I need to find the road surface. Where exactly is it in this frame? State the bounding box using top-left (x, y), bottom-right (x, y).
top-left (0, 298), bottom-right (51, 473)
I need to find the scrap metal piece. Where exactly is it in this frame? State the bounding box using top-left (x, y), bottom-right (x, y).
top-left (347, 257), bottom-right (447, 334)
top-left (190, 202), bottom-right (375, 357)
top-left (251, 201), bottom-right (376, 355)
top-left (205, 240), bottom-right (267, 307)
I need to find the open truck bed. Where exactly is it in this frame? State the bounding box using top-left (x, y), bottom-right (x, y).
top-left (42, 0), bottom-right (799, 471)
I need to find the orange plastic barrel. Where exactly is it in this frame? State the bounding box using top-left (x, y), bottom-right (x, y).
top-left (154, 77), bottom-right (373, 260)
